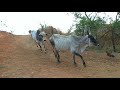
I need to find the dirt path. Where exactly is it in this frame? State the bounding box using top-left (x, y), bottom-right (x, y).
top-left (0, 32), bottom-right (120, 78)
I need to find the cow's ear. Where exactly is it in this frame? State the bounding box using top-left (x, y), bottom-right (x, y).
top-left (87, 30), bottom-right (91, 35)
top-left (87, 31), bottom-right (89, 35)
top-left (29, 30), bottom-right (31, 33)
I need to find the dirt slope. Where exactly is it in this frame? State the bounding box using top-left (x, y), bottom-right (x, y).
top-left (0, 31), bottom-right (120, 78)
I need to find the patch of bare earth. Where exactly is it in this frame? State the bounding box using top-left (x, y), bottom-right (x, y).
top-left (0, 31), bottom-right (120, 78)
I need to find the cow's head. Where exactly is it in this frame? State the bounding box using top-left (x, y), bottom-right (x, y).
top-left (29, 30), bottom-right (31, 34)
top-left (39, 31), bottom-right (47, 41)
top-left (87, 31), bottom-right (99, 46)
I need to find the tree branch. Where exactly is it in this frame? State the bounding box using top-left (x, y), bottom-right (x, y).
top-left (93, 12), bottom-right (98, 21)
top-left (85, 12), bottom-right (91, 21)
top-left (99, 30), bottom-right (111, 39)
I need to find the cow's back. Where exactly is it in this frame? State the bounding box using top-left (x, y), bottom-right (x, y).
top-left (31, 30), bottom-right (37, 41)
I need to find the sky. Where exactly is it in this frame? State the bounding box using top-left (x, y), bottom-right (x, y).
top-left (0, 12), bottom-right (75, 35)
top-left (0, 12), bottom-right (117, 35)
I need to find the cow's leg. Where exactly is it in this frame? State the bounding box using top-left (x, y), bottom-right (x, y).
top-left (38, 43), bottom-right (42, 51)
top-left (35, 42), bottom-right (39, 47)
top-left (43, 44), bottom-right (47, 53)
top-left (56, 50), bottom-right (60, 63)
top-left (51, 45), bottom-right (60, 63)
top-left (73, 54), bottom-right (77, 65)
top-left (49, 39), bottom-right (60, 63)
top-left (73, 51), bottom-right (86, 67)
top-left (39, 43), bottom-right (44, 53)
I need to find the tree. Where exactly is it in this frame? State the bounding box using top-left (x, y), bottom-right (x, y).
top-left (110, 12), bottom-right (120, 52)
top-left (67, 24), bottom-right (74, 35)
top-left (72, 12), bottom-right (120, 52)
top-left (39, 23), bottom-right (48, 31)
top-left (73, 12), bottom-right (106, 37)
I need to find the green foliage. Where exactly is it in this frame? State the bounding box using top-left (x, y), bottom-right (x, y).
top-left (112, 21), bottom-right (120, 34)
top-left (73, 12), bottom-right (106, 36)
top-left (72, 12), bottom-right (120, 52)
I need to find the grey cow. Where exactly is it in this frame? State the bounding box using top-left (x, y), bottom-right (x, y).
top-left (49, 32), bottom-right (99, 67)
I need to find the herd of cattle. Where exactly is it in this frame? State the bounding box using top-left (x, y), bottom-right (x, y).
top-left (29, 27), bottom-right (99, 67)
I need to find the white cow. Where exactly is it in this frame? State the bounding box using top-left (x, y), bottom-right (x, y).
top-left (29, 29), bottom-right (47, 53)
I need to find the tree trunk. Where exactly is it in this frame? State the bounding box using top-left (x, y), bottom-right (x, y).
top-left (111, 28), bottom-right (116, 52)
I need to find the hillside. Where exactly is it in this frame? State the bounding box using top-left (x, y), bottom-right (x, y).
top-left (0, 31), bottom-right (120, 78)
